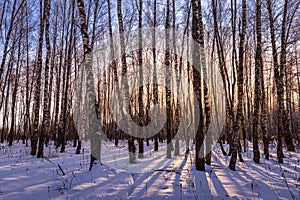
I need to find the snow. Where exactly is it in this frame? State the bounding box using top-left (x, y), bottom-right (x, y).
top-left (0, 141), bottom-right (299, 200)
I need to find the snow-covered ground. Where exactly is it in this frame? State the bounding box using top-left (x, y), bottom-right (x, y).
top-left (0, 141), bottom-right (299, 200)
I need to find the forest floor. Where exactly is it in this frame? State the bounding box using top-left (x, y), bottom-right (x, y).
top-left (0, 140), bottom-right (299, 200)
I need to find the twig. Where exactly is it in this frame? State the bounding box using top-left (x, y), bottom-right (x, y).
top-left (154, 169), bottom-right (181, 174)
top-left (58, 164), bottom-right (66, 176)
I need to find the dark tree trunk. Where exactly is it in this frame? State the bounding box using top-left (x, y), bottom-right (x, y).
top-left (107, 0), bottom-right (120, 149)
top-left (137, 0), bottom-right (144, 159)
top-left (252, 0), bottom-right (263, 164)
top-left (152, 0), bottom-right (159, 152)
top-left (117, 0), bottom-right (136, 163)
top-left (23, 2), bottom-right (30, 145)
top-left (280, 0), bottom-right (295, 152)
top-left (31, 0), bottom-right (45, 156)
top-left (37, 0), bottom-right (51, 158)
top-left (59, 2), bottom-right (74, 153)
top-left (165, 0), bottom-right (173, 159)
top-left (192, 0), bottom-right (205, 171)
top-left (8, 31), bottom-right (22, 146)
top-left (229, 0), bottom-right (246, 171)
top-left (267, 0), bottom-right (284, 163)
